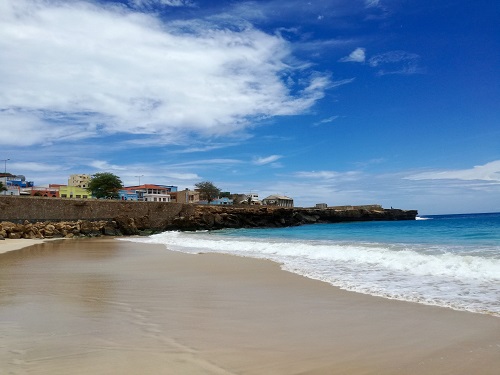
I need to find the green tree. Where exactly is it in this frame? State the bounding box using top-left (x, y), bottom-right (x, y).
top-left (219, 191), bottom-right (231, 198)
top-left (88, 172), bottom-right (123, 199)
top-left (194, 181), bottom-right (221, 203)
top-left (0, 181), bottom-right (7, 193)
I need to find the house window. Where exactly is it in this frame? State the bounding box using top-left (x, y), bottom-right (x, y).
top-left (76, 195), bottom-right (81, 198)
top-left (61, 194), bottom-right (67, 198)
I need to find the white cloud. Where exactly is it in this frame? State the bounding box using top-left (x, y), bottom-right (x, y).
top-left (369, 51), bottom-right (416, 67)
top-left (295, 171), bottom-right (339, 179)
top-left (173, 158), bottom-right (243, 167)
top-left (294, 170), bottom-right (361, 181)
top-left (8, 162), bottom-right (65, 173)
top-left (339, 47), bottom-right (366, 63)
top-left (368, 50), bottom-right (424, 75)
top-left (0, 0), bottom-right (330, 146)
top-left (313, 115), bottom-right (339, 126)
top-left (89, 160), bottom-right (127, 171)
top-left (365, 0), bottom-right (380, 8)
top-left (405, 160), bottom-right (500, 182)
top-left (330, 78), bottom-right (356, 88)
top-left (131, 0), bottom-right (195, 8)
top-left (0, 110), bottom-right (98, 146)
top-left (160, 172), bottom-right (200, 180)
top-left (175, 143), bottom-right (240, 153)
top-left (253, 155), bottom-right (283, 165)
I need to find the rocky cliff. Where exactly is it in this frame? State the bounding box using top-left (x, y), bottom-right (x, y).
top-left (161, 205), bottom-right (418, 231)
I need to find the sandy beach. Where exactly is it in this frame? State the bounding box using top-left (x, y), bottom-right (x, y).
top-left (0, 238), bottom-right (54, 255)
top-left (0, 238), bottom-right (499, 374)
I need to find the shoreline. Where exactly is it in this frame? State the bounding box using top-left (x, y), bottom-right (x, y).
top-left (2, 236), bottom-right (499, 318)
top-left (1, 238), bottom-right (499, 374)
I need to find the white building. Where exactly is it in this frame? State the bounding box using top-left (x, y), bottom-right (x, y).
top-left (246, 193), bottom-right (261, 205)
top-left (262, 194), bottom-right (294, 207)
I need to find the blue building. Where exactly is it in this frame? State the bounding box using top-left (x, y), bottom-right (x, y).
top-left (118, 189), bottom-right (141, 201)
top-left (199, 197), bottom-right (233, 205)
top-left (6, 175), bottom-right (34, 188)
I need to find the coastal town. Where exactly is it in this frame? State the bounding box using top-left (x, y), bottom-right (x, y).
top-left (0, 171), bottom-right (418, 240)
top-left (0, 172), bottom-right (296, 207)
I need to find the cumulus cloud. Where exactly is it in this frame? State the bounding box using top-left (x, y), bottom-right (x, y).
top-left (0, 0), bottom-right (329, 146)
top-left (253, 155), bottom-right (283, 165)
top-left (339, 47), bottom-right (366, 63)
top-left (405, 160), bottom-right (500, 182)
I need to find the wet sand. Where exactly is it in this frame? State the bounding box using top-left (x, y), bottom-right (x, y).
top-left (0, 238), bottom-right (499, 374)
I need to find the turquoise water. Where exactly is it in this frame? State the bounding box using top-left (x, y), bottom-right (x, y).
top-left (128, 213), bottom-right (500, 316)
top-left (224, 212), bottom-right (499, 245)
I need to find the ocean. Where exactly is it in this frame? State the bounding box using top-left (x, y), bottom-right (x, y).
top-left (126, 212), bottom-right (500, 317)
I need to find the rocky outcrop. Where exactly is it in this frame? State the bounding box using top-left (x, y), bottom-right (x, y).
top-left (160, 206), bottom-right (418, 231)
top-left (0, 220), bottom-right (115, 240)
top-left (0, 205), bottom-right (417, 240)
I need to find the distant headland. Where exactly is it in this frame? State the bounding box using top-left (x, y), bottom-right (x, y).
top-left (0, 196), bottom-right (417, 239)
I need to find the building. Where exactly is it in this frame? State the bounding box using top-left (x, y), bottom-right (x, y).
top-left (28, 185), bottom-right (61, 197)
top-left (210, 197), bottom-right (233, 205)
top-left (68, 174), bottom-right (91, 189)
top-left (232, 193), bottom-right (261, 205)
top-left (262, 194), bottom-right (294, 207)
top-left (59, 186), bottom-right (92, 199)
top-left (118, 189), bottom-right (141, 201)
top-left (246, 193), bottom-right (261, 205)
top-left (315, 203), bottom-right (328, 209)
top-left (162, 185), bottom-right (178, 193)
top-left (121, 184), bottom-right (174, 202)
top-left (1, 173), bottom-right (34, 196)
top-left (170, 189), bottom-right (200, 204)
top-left (0, 173), bottom-right (34, 188)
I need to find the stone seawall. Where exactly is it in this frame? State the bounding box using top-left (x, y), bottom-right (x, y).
top-left (0, 196), bottom-right (187, 225)
top-left (0, 196), bottom-right (417, 239)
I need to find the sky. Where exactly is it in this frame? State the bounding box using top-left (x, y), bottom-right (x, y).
top-left (1, 0), bottom-right (499, 215)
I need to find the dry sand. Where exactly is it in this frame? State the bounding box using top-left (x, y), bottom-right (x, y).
top-left (0, 238), bottom-right (54, 255)
top-left (0, 238), bottom-right (499, 374)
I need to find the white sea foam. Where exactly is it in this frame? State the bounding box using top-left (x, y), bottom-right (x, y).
top-left (124, 231), bottom-right (500, 316)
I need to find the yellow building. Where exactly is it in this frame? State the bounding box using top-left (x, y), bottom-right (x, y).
top-left (59, 186), bottom-right (92, 199)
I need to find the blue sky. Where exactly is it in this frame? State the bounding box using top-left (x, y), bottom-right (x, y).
top-left (1, 0), bottom-right (499, 214)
